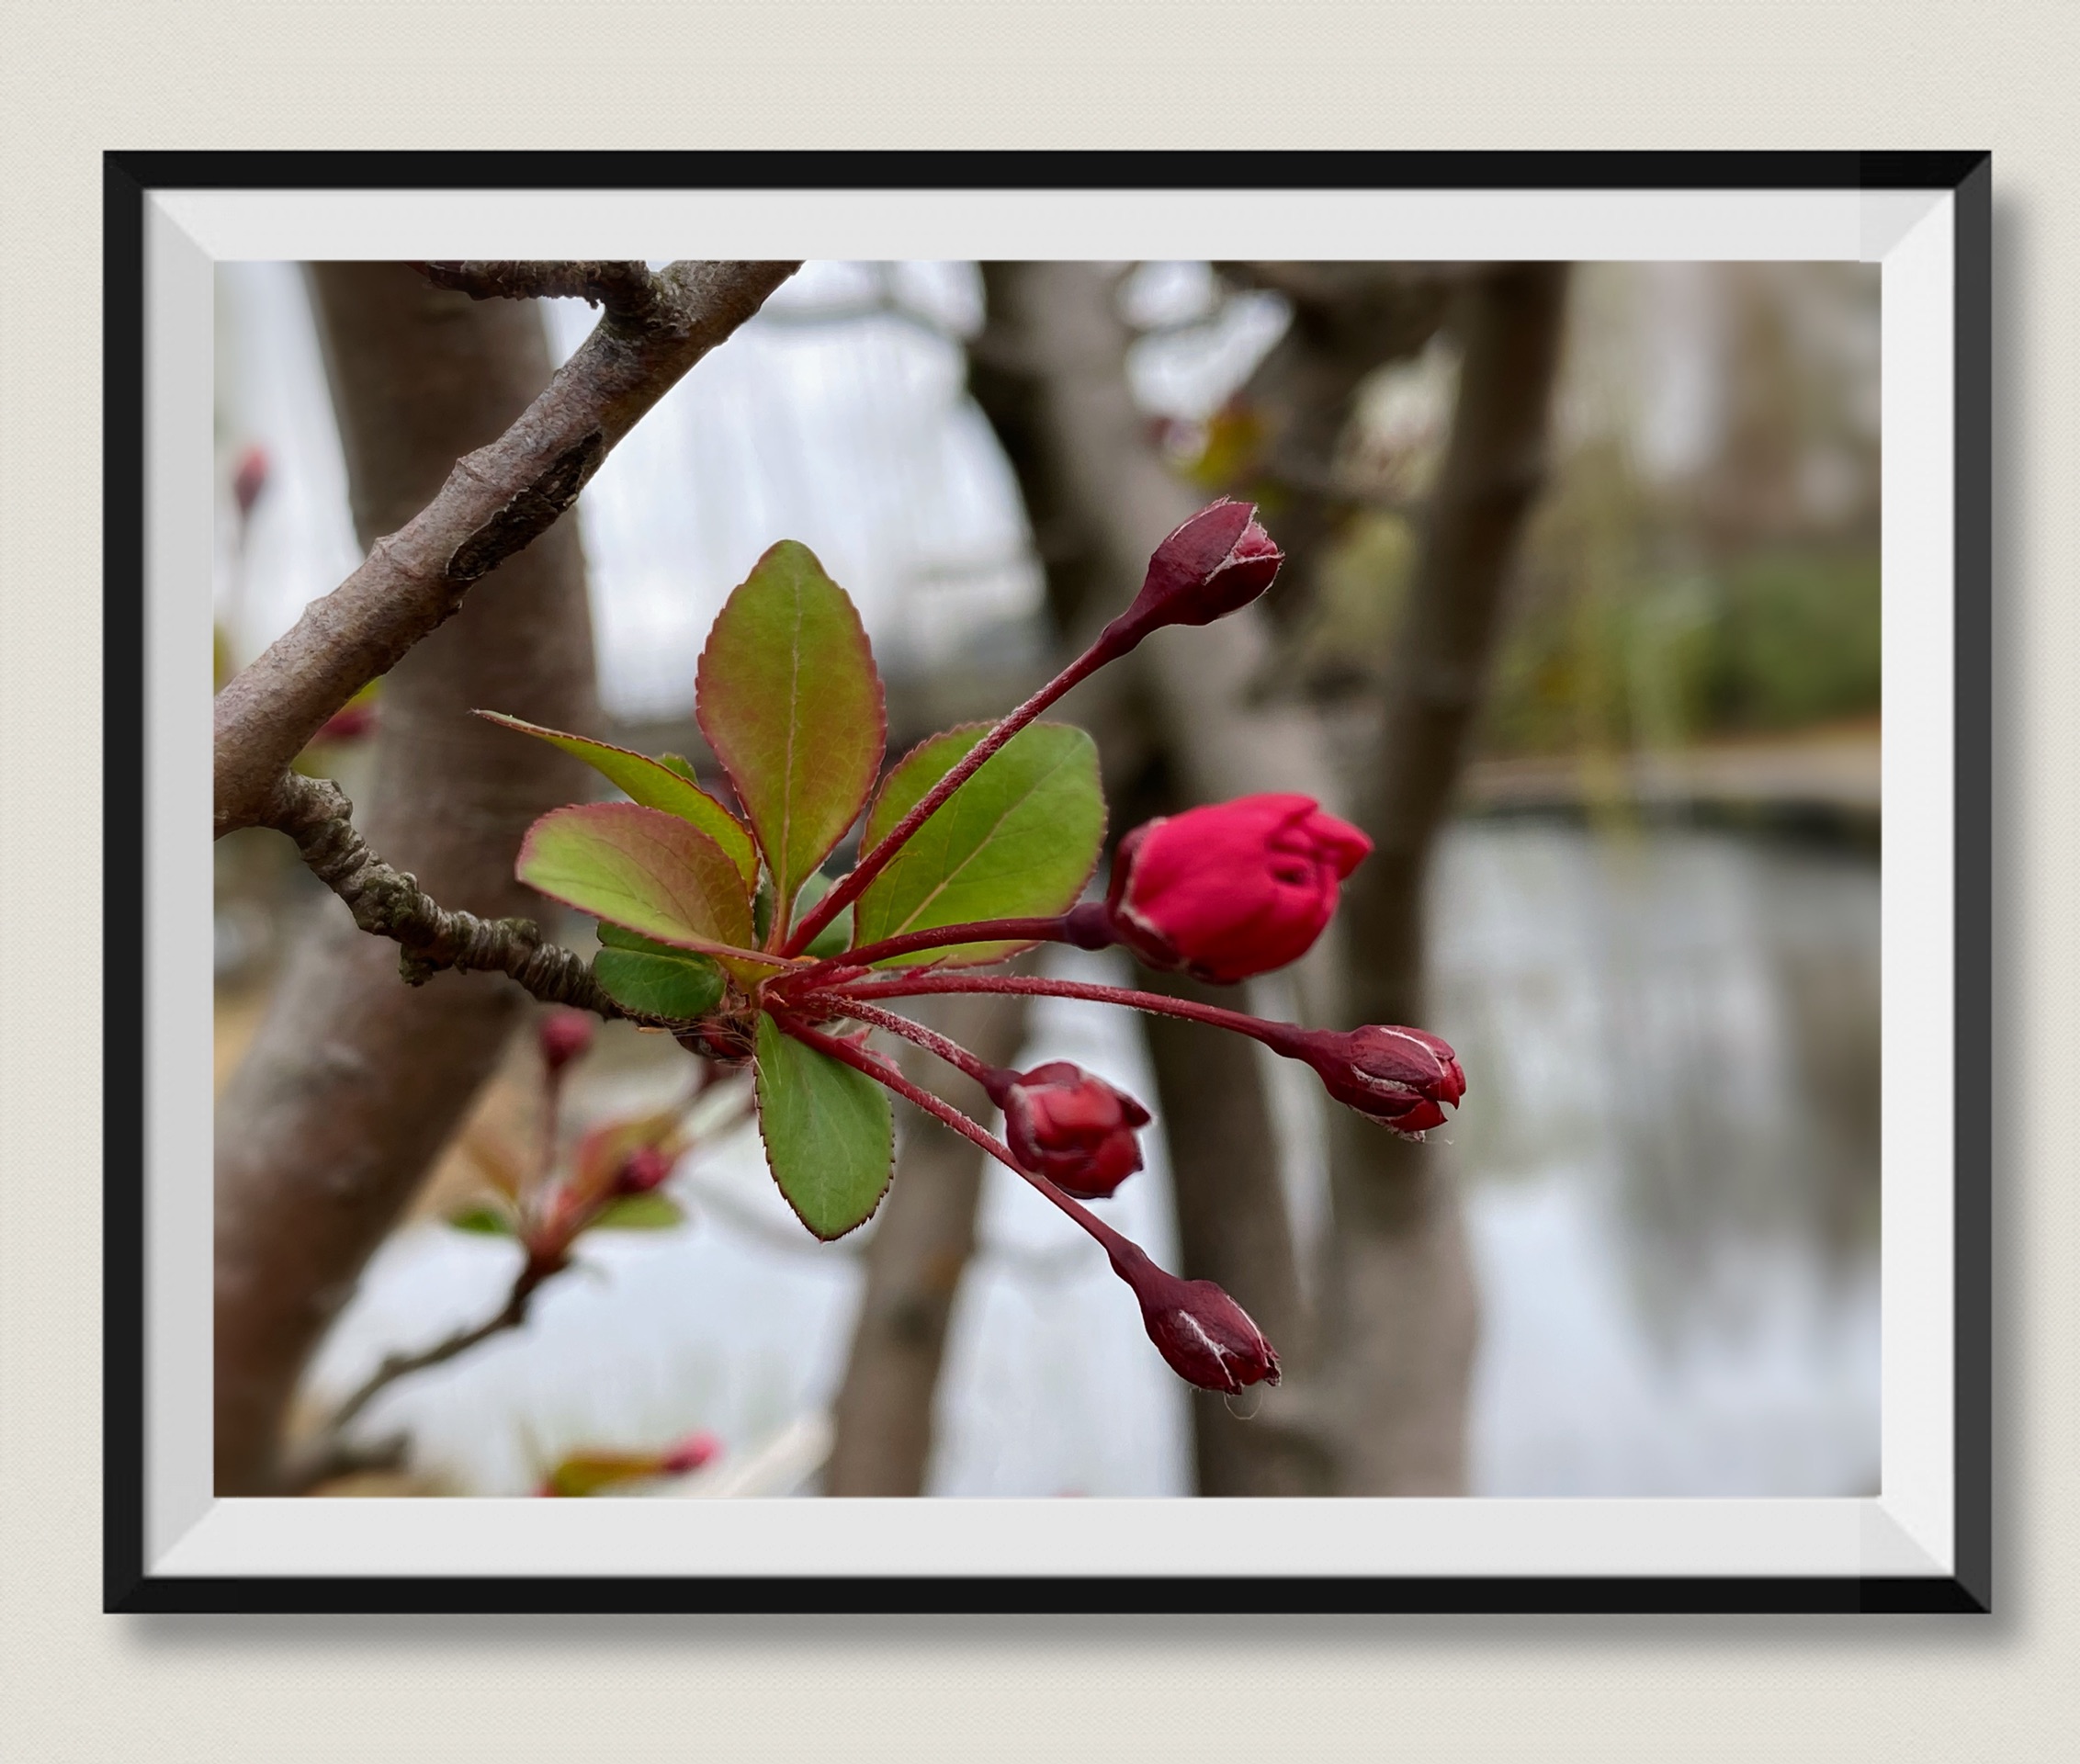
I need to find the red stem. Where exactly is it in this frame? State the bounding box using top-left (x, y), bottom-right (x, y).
top-left (775, 913), bottom-right (1087, 995)
top-left (803, 996), bottom-right (1004, 1092)
top-left (770, 1011), bottom-right (1133, 1258)
top-left (810, 972), bottom-right (1309, 1057)
top-left (782, 637), bottom-right (1122, 956)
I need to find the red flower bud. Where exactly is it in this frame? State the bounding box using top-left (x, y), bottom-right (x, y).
top-left (991, 1060), bottom-right (1151, 1200)
top-left (1109, 499), bottom-right (1283, 645)
top-left (1291, 1023), bottom-right (1465, 1137)
top-left (661, 1430), bottom-right (720, 1475)
top-left (232, 443), bottom-right (270, 519)
top-left (1106, 794), bottom-right (1373, 983)
top-left (312, 701), bottom-right (378, 745)
top-left (615, 1145), bottom-right (676, 1193)
top-left (1109, 1247), bottom-right (1280, 1394)
top-left (537, 1008), bottom-right (595, 1077)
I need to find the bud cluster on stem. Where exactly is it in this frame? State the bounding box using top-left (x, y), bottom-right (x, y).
top-left (772, 1010), bottom-right (1275, 1393)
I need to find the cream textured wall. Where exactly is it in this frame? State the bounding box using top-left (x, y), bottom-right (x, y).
top-left (0, 4), bottom-right (2068, 1758)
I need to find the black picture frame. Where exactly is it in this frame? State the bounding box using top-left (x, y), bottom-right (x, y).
top-left (108, 148), bottom-right (1991, 1615)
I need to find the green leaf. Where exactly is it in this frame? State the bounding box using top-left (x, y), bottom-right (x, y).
top-left (588, 1193), bottom-right (686, 1231)
top-left (752, 1012), bottom-right (894, 1241)
top-left (447, 1204), bottom-right (517, 1237)
top-left (593, 938), bottom-right (727, 1022)
top-left (478, 712), bottom-right (759, 893)
top-left (517, 802), bottom-right (756, 959)
top-left (852, 722), bottom-right (1105, 966)
top-left (695, 542), bottom-right (886, 928)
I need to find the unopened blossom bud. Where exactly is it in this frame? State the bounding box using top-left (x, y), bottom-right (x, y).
top-left (232, 443), bottom-right (269, 519)
top-left (661, 1430), bottom-right (720, 1475)
top-left (1104, 499), bottom-right (1283, 650)
top-left (1289, 1023), bottom-right (1465, 1137)
top-left (989, 1060), bottom-right (1150, 1200)
top-left (1105, 794), bottom-right (1373, 983)
top-left (615, 1145), bottom-right (676, 1194)
top-left (1109, 1246), bottom-right (1280, 1395)
top-left (537, 1008), bottom-right (595, 1077)
top-left (312, 700), bottom-right (378, 744)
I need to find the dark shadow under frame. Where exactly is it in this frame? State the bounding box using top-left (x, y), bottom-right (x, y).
top-left (105, 148), bottom-right (1993, 1616)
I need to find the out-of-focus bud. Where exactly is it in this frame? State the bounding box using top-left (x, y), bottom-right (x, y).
top-left (660, 1430), bottom-right (720, 1475)
top-left (1103, 499), bottom-right (1283, 650)
top-left (989, 1060), bottom-right (1151, 1200)
top-left (1105, 793), bottom-right (1373, 983)
top-left (1108, 1245), bottom-right (1280, 1395)
top-left (232, 443), bottom-right (270, 520)
top-left (537, 1008), bottom-right (595, 1078)
top-left (312, 701), bottom-right (378, 745)
top-left (615, 1145), bottom-right (676, 1194)
top-left (1286, 1023), bottom-right (1465, 1137)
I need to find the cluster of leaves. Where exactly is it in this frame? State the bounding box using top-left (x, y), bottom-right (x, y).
top-left (490, 542), bottom-right (1105, 1241)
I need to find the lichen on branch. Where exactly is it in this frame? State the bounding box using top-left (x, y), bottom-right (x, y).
top-left (266, 771), bottom-right (625, 1017)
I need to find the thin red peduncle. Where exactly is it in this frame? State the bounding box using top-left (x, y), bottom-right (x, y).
top-left (808, 996), bottom-right (1002, 1091)
top-left (807, 972), bottom-right (1308, 1056)
top-left (776, 915), bottom-right (1080, 995)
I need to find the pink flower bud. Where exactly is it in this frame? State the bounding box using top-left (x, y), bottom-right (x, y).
top-left (232, 443), bottom-right (270, 519)
top-left (537, 1008), bottom-right (595, 1077)
top-left (661, 1430), bottom-right (720, 1475)
top-left (1109, 1247), bottom-right (1280, 1394)
top-left (991, 1061), bottom-right (1151, 1200)
top-left (1105, 794), bottom-right (1373, 983)
top-left (1291, 1024), bottom-right (1465, 1137)
top-left (312, 701), bottom-right (378, 745)
top-left (1108, 499), bottom-right (1283, 645)
top-left (615, 1145), bottom-right (676, 1194)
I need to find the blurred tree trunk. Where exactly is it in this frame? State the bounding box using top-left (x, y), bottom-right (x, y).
top-left (826, 987), bottom-right (1030, 1496)
top-left (1212, 262), bottom-right (1457, 628)
top-left (970, 262), bottom-right (1331, 1494)
top-left (1324, 264), bottom-right (1570, 1492)
top-left (213, 267), bottom-right (597, 1493)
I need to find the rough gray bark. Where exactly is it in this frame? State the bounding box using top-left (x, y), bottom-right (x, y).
top-left (213, 266), bottom-right (600, 1493)
top-left (826, 987), bottom-right (1031, 1496)
top-left (1324, 264), bottom-right (1571, 1493)
top-left (970, 262), bottom-right (1334, 1493)
top-left (212, 260), bottom-right (797, 836)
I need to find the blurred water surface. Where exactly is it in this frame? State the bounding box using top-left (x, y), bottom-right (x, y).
top-left (1438, 818), bottom-right (1880, 1496)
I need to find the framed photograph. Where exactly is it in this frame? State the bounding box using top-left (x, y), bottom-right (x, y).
top-left (111, 150), bottom-right (1990, 1613)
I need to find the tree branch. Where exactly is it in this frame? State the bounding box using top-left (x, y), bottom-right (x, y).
top-left (212, 258), bottom-right (799, 837)
top-left (266, 770), bottom-right (627, 1017)
top-left (413, 260), bottom-right (668, 322)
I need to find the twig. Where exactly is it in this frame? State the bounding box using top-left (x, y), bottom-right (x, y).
top-left (213, 259), bottom-right (800, 836)
top-left (280, 1261), bottom-right (552, 1492)
top-left (322, 1264), bottom-right (548, 1441)
top-left (266, 771), bottom-right (628, 1016)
